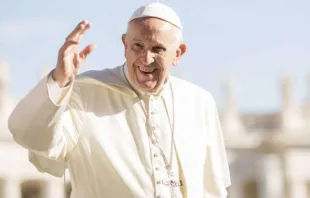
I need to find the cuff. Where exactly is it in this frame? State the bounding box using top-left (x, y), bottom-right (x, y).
top-left (46, 71), bottom-right (72, 106)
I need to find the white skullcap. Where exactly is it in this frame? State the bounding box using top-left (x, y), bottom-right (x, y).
top-left (128, 2), bottom-right (183, 30)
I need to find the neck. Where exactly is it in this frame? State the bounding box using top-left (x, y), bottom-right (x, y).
top-left (123, 63), bottom-right (169, 97)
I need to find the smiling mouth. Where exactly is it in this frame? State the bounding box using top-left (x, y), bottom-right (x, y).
top-left (138, 66), bottom-right (157, 74)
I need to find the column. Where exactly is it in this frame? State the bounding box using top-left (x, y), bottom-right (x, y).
top-left (259, 154), bottom-right (284, 198)
top-left (220, 77), bottom-right (244, 137)
top-left (228, 180), bottom-right (242, 198)
top-left (5, 179), bottom-right (21, 198)
top-left (305, 73), bottom-right (310, 130)
top-left (46, 180), bottom-right (65, 198)
top-left (290, 180), bottom-right (308, 198)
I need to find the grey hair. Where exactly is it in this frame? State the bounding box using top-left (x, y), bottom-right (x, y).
top-left (174, 27), bottom-right (183, 45)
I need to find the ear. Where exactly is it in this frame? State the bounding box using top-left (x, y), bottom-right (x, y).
top-left (172, 43), bottom-right (187, 66)
top-left (121, 34), bottom-right (127, 57)
top-left (121, 34), bottom-right (127, 46)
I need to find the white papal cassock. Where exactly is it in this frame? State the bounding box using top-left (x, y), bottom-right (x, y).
top-left (8, 64), bottom-right (231, 198)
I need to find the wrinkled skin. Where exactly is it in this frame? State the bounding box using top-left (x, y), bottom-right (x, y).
top-left (122, 18), bottom-right (187, 94)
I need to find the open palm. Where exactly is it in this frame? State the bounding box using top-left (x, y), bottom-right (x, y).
top-left (53, 20), bottom-right (96, 87)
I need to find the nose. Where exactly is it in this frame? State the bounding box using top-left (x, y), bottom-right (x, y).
top-left (140, 50), bottom-right (155, 65)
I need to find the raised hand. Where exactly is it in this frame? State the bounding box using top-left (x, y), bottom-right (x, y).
top-left (53, 20), bottom-right (96, 87)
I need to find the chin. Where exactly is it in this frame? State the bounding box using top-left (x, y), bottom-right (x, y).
top-left (136, 82), bottom-right (159, 93)
top-left (139, 85), bottom-right (157, 93)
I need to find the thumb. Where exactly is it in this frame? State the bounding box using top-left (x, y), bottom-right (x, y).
top-left (79, 44), bottom-right (97, 61)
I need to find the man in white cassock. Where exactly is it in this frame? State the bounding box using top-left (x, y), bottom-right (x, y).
top-left (8, 2), bottom-right (231, 198)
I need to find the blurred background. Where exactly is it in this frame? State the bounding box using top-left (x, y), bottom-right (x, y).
top-left (0, 0), bottom-right (309, 197)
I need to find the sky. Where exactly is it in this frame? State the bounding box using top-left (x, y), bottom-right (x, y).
top-left (0, 0), bottom-right (309, 113)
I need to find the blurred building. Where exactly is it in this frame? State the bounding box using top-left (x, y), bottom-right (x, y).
top-left (221, 75), bottom-right (310, 198)
top-left (0, 59), bottom-right (309, 198)
top-left (0, 61), bottom-right (71, 198)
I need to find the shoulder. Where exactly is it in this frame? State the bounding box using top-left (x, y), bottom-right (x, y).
top-left (71, 65), bottom-right (135, 99)
top-left (78, 65), bottom-right (123, 83)
top-left (170, 76), bottom-right (216, 105)
top-left (73, 65), bottom-right (128, 90)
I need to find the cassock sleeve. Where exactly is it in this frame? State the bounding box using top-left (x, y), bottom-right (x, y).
top-left (203, 94), bottom-right (231, 198)
top-left (8, 71), bottom-right (84, 177)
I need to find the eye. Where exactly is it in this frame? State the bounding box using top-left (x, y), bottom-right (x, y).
top-left (152, 46), bottom-right (166, 53)
top-left (133, 43), bottom-right (144, 49)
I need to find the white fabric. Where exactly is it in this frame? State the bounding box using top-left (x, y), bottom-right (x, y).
top-left (123, 64), bottom-right (184, 197)
top-left (46, 73), bottom-right (71, 106)
top-left (8, 65), bottom-right (231, 198)
top-left (128, 2), bottom-right (183, 30)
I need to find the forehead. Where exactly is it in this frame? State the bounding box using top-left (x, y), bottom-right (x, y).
top-left (127, 18), bottom-right (178, 44)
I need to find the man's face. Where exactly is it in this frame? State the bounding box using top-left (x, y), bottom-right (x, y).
top-left (122, 17), bottom-right (186, 94)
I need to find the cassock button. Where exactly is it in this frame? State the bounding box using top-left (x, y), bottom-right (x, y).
top-left (153, 153), bottom-right (158, 157)
top-left (155, 167), bottom-right (160, 171)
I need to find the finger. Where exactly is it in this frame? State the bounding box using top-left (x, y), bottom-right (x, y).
top-left (65, 23), bottom-right (91, 46)
top-left (60, 40), bottom-right (94, 60)
top-left (75, 23), bottom-right (92, 42)
top-left (79, 44), bottom-right (97, 60)
top-left (59, 40), bottom-right (79, 56)
top-left (71, 44), bottom-right (96, 69)
top-left (65, 20), bottom-right (87, 42)
top-left (73, 53), bottom-right (81, 70)
top-left (66, 20), bottom-right (91, 43)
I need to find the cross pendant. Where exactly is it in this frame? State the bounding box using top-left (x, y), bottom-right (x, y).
top-left (160, 179), bottom-right (183, 197)
top-left (161, 179), bottom-right (183, 188)
top-left (168, 170), bottom-right (175, 177)
top-left (166, 165), bottom-right (175, 177)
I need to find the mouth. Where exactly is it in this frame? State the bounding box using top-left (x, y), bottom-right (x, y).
top-left (138, 66), bottom-right (157, 74)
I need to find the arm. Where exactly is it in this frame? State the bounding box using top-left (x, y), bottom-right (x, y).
top-left (203, 94), bottom-right (231, 198)
top-left (9, 20), bottom-right (94, 177)
top-left (8, 72), bottom-right (83, 176)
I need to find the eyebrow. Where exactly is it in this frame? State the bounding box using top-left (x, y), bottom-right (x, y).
top-left (132, 37), bottom-right (167, 48)
top-left (132, 37), bottom-right (143, 42)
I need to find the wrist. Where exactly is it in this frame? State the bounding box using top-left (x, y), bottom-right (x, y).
top-left (52, 69), bottom-right (72, 88)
